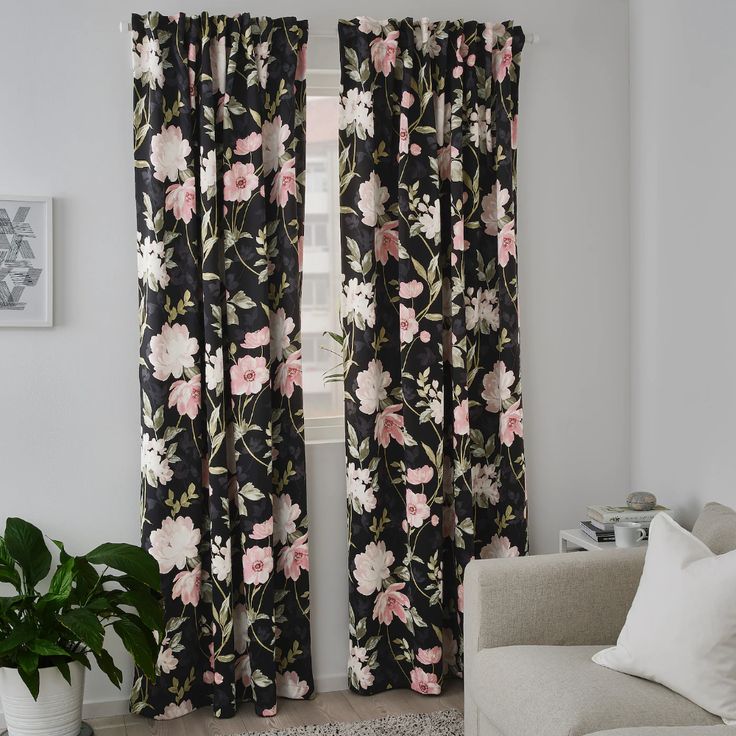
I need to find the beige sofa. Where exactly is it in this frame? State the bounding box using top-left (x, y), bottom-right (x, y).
top-left (464, 503), bottom-right (736, 736)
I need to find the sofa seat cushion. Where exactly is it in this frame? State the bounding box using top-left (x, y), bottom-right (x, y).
top-left (589, 729), bottom-right (736, 735)
top-left (470, 645), bottom-right (721, 736)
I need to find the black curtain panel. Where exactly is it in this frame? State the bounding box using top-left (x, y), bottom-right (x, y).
top-left (131, 12), bottom-right (312, 720)
top-left (338, 18), bottom-right (527, 695)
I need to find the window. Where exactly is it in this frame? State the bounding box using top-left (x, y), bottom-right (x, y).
top-left (302, 273), bottom-right (330, 309)
top-left (302, 87), bottom-right (343, 439)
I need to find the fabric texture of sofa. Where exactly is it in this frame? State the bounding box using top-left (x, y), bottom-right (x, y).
top-left (463, 502), bottom-right (736, 736)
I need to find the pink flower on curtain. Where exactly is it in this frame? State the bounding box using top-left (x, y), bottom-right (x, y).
top-left (499, 399), bottom-right (523, 446)
top-left (370, 31), bottom-right (399, 76)
top-left (250, 517), bottom-right (273, 540)
top-left (399, 114), bottom-right (410, 154)
top-left (203, 643), bottom-right (224, 685)
top-left (480, 534), bottom-right (520, 559)
top-left (399, 280), bottom-right (423, 299)
top-left (230, 355), bottom-right (269, 395)
top-left (155, 700), bottom-right (193, 720)
top-left (275, 350), bottom-right (302, 398)
top-left (242, 326), bottom-right (271, 349)
top-left (165, 177), bottom-right (196, 224)
top-left (409, 668), bottom-right (442, 695)
top-left (271, 158), bottom-right (297, 206)
top-left (417, 647), bottom-right (442, 665)
top-left (168, 373), bottom-right (201, 419)
top-left (453, 399), bottom-right (470, 436)
top-left (407, 465), bottom-right (433, 485)
top-left (453, 219), bottom-right (468, 251)
top-left (242, 546), bottom-right (274, 586)
top-left (276, 671), bottom-right (310, 699)
top-left (493, 37), bottom-right (514, 82)
top-left (406, 490), bottom-right (431, 527)
top-left (399, 305), bottom-right (419, 343)
top-left (172, 565), bottom-right (201, 606)
top-left (372, 583), bottom-right (410, 624)
top-left (224, 162), bottom-right (258, 202)
top-left (374, 220), bottom-right (399, 264)
top-left (375, 405), bottom-right (404, 447)
top-left (498, 220), bottom-right (516, 267)
top-left (278, 533), bottom-right (309, 580)
top-left (235, 132), bottom-right (263, 154)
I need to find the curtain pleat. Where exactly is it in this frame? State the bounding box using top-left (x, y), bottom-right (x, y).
top-left (339, 17), bottom-right (527, 695)
top-left (131, 12), bottom-right (312, 719)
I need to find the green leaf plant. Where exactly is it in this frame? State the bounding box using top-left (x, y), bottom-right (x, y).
top-left (0, 517), bottom-right (163, 699)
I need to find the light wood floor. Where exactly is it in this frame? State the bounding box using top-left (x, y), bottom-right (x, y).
top-left (89, 681), bottom-right (464, 736)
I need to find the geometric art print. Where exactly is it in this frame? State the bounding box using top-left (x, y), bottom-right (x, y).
top-left (0, 206), bottom-right (42, 310)
top-left (0, 198), bottom-right (52, 326)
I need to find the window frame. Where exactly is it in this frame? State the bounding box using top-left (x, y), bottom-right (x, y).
top-left (303, 67), bottom-right (344, 445)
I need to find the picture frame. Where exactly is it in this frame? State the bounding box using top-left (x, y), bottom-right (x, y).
top-left (0, 196), bottom-right (53, 327)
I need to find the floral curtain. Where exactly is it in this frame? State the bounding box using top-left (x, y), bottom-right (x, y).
top-left (130, 12), bottom-right (312, 720)
top-left (339, 18), bottom-right (527, 695)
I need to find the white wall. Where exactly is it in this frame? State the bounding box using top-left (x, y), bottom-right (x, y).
top-left (629, 0), bottom-right (736, 527)
top-left (0, 0), bottom-right (630, 714)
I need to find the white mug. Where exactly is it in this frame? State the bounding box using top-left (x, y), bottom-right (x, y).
top-left (614, 522), bottom-right (647, 548)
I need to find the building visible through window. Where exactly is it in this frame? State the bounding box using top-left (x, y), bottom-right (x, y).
top-left (302, 95), bottom-right (342, 421)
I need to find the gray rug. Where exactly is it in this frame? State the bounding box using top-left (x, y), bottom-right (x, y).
top-left (238, 709), bottom-right (463, 736)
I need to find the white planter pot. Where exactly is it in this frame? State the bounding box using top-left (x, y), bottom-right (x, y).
top-left (0, 662), bottom-right (84, 736)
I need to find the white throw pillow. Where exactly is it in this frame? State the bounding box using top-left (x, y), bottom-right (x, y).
top-left (593, 512), bottom-right (736, 724)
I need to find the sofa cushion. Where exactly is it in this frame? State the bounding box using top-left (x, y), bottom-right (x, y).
top-left (692, 503), bottom-right (736, 554)
top-left (470, 645), bottom-right (720, 736)
top-left (590, 729), bottom-right (736, 735)
top-left (593, 513), bottom-right (736, 725)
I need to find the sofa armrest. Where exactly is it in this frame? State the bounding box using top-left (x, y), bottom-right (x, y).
top-left (463, 548), bottom-right (646, 670)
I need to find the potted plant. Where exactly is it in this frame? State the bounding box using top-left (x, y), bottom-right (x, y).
top-left (0, 517), bottom-right (162, 736)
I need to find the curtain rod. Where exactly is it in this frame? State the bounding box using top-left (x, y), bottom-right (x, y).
top-left (119, 21), bottom-right (540, 43)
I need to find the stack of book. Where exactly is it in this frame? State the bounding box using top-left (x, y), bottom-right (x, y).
top-left (579, 504), bottom-right (671, 543)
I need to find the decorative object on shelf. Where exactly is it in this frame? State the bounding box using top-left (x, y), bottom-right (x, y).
top-left (0, 196), bottom-right (52, 327)
top-left (586, 504), bottom-right (669, 524)
top-left (626, 491), bottom-right (657, 511)
top-left (0, 517), bottom-right (162, 736)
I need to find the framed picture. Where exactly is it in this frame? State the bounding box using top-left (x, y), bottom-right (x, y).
top-left (0, 196), bottom-right (53, 327)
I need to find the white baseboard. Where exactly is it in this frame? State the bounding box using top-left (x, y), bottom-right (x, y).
top-left (315, 672), bottom-right (348, 693)
top-left (83, 698), bottom-right (132, 718)
top-left (0, 674), bottom-right (349, 725)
